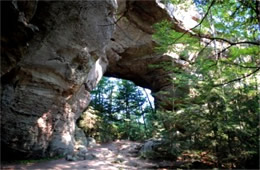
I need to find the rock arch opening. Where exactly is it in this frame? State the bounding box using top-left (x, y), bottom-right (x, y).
top-left (77, 77), bottom-right (155, 142)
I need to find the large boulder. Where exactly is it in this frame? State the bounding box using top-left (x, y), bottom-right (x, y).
top-left (139, 139), bottom-right (178, 160)
top-left (74, 126), bottom-right (88, 149)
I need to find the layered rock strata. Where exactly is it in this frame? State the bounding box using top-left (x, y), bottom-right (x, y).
top-left (1, 0), bottom-right (117, 158)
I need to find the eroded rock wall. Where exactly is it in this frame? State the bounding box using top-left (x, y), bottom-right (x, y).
top-left (1, 0), bottom-right (117, 158)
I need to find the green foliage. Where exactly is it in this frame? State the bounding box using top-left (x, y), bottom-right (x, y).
top-left (154, 82), bottom-right (259, 167)
top-left (151, 0), bottom-right (259, 168)
top-left (153, 20), bottom-right (200, 53)
top-left (79, 77), bottom-right (155, 142)
top-left (78, 107), bottom-right (99, 135)
top-left (78, 106), bottom-right (118, 143)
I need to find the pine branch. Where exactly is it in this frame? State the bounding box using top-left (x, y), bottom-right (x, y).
top-left (172, 0), bottom-right (216, 44)
top-left (197, 34), bottom-right (260, 46)
top-left (220, 61), bottom-right (260, 69)
top-left (197, 40), bottom-right (213, 57)
top-left (171, 0), bottom-right (259, 48)
top-left (213, 67), bottom-right (260, 87)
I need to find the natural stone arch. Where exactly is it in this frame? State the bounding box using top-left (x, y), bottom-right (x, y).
top-left (1, 0), bottom-right (195, 159)
top-left (105, 0), bottom-right (190, 110)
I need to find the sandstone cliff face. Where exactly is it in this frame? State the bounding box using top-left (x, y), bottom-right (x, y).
top-left (1, 0), bottom-right (197, 158)
top-left (1, 0), bottom-right (117, 158)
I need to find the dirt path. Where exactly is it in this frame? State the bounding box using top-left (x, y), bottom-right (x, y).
top-left (2, 140), bottom-right (162, 170)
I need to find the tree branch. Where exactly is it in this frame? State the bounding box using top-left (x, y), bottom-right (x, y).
top-left (197, 34), bottom-right (260, 46)
top-left (99, 8), bottom-right (128, 27)
top-left (213, 67), bottom-right (260, 87)
top-left (220, 61), bottom-right (260, 69)
top-left (197, 40), bottom-right (213, 56)
top-left (172, 0), bottom-right (216, 44)
top-left (171, 0), bottom-right (259, 47)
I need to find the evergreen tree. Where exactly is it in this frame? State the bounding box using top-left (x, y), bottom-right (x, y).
top-left (150, 0), bottom-right (259, 168)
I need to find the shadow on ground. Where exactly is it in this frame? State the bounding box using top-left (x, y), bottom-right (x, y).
top-left (2, 140), bottom-right (162, 170)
